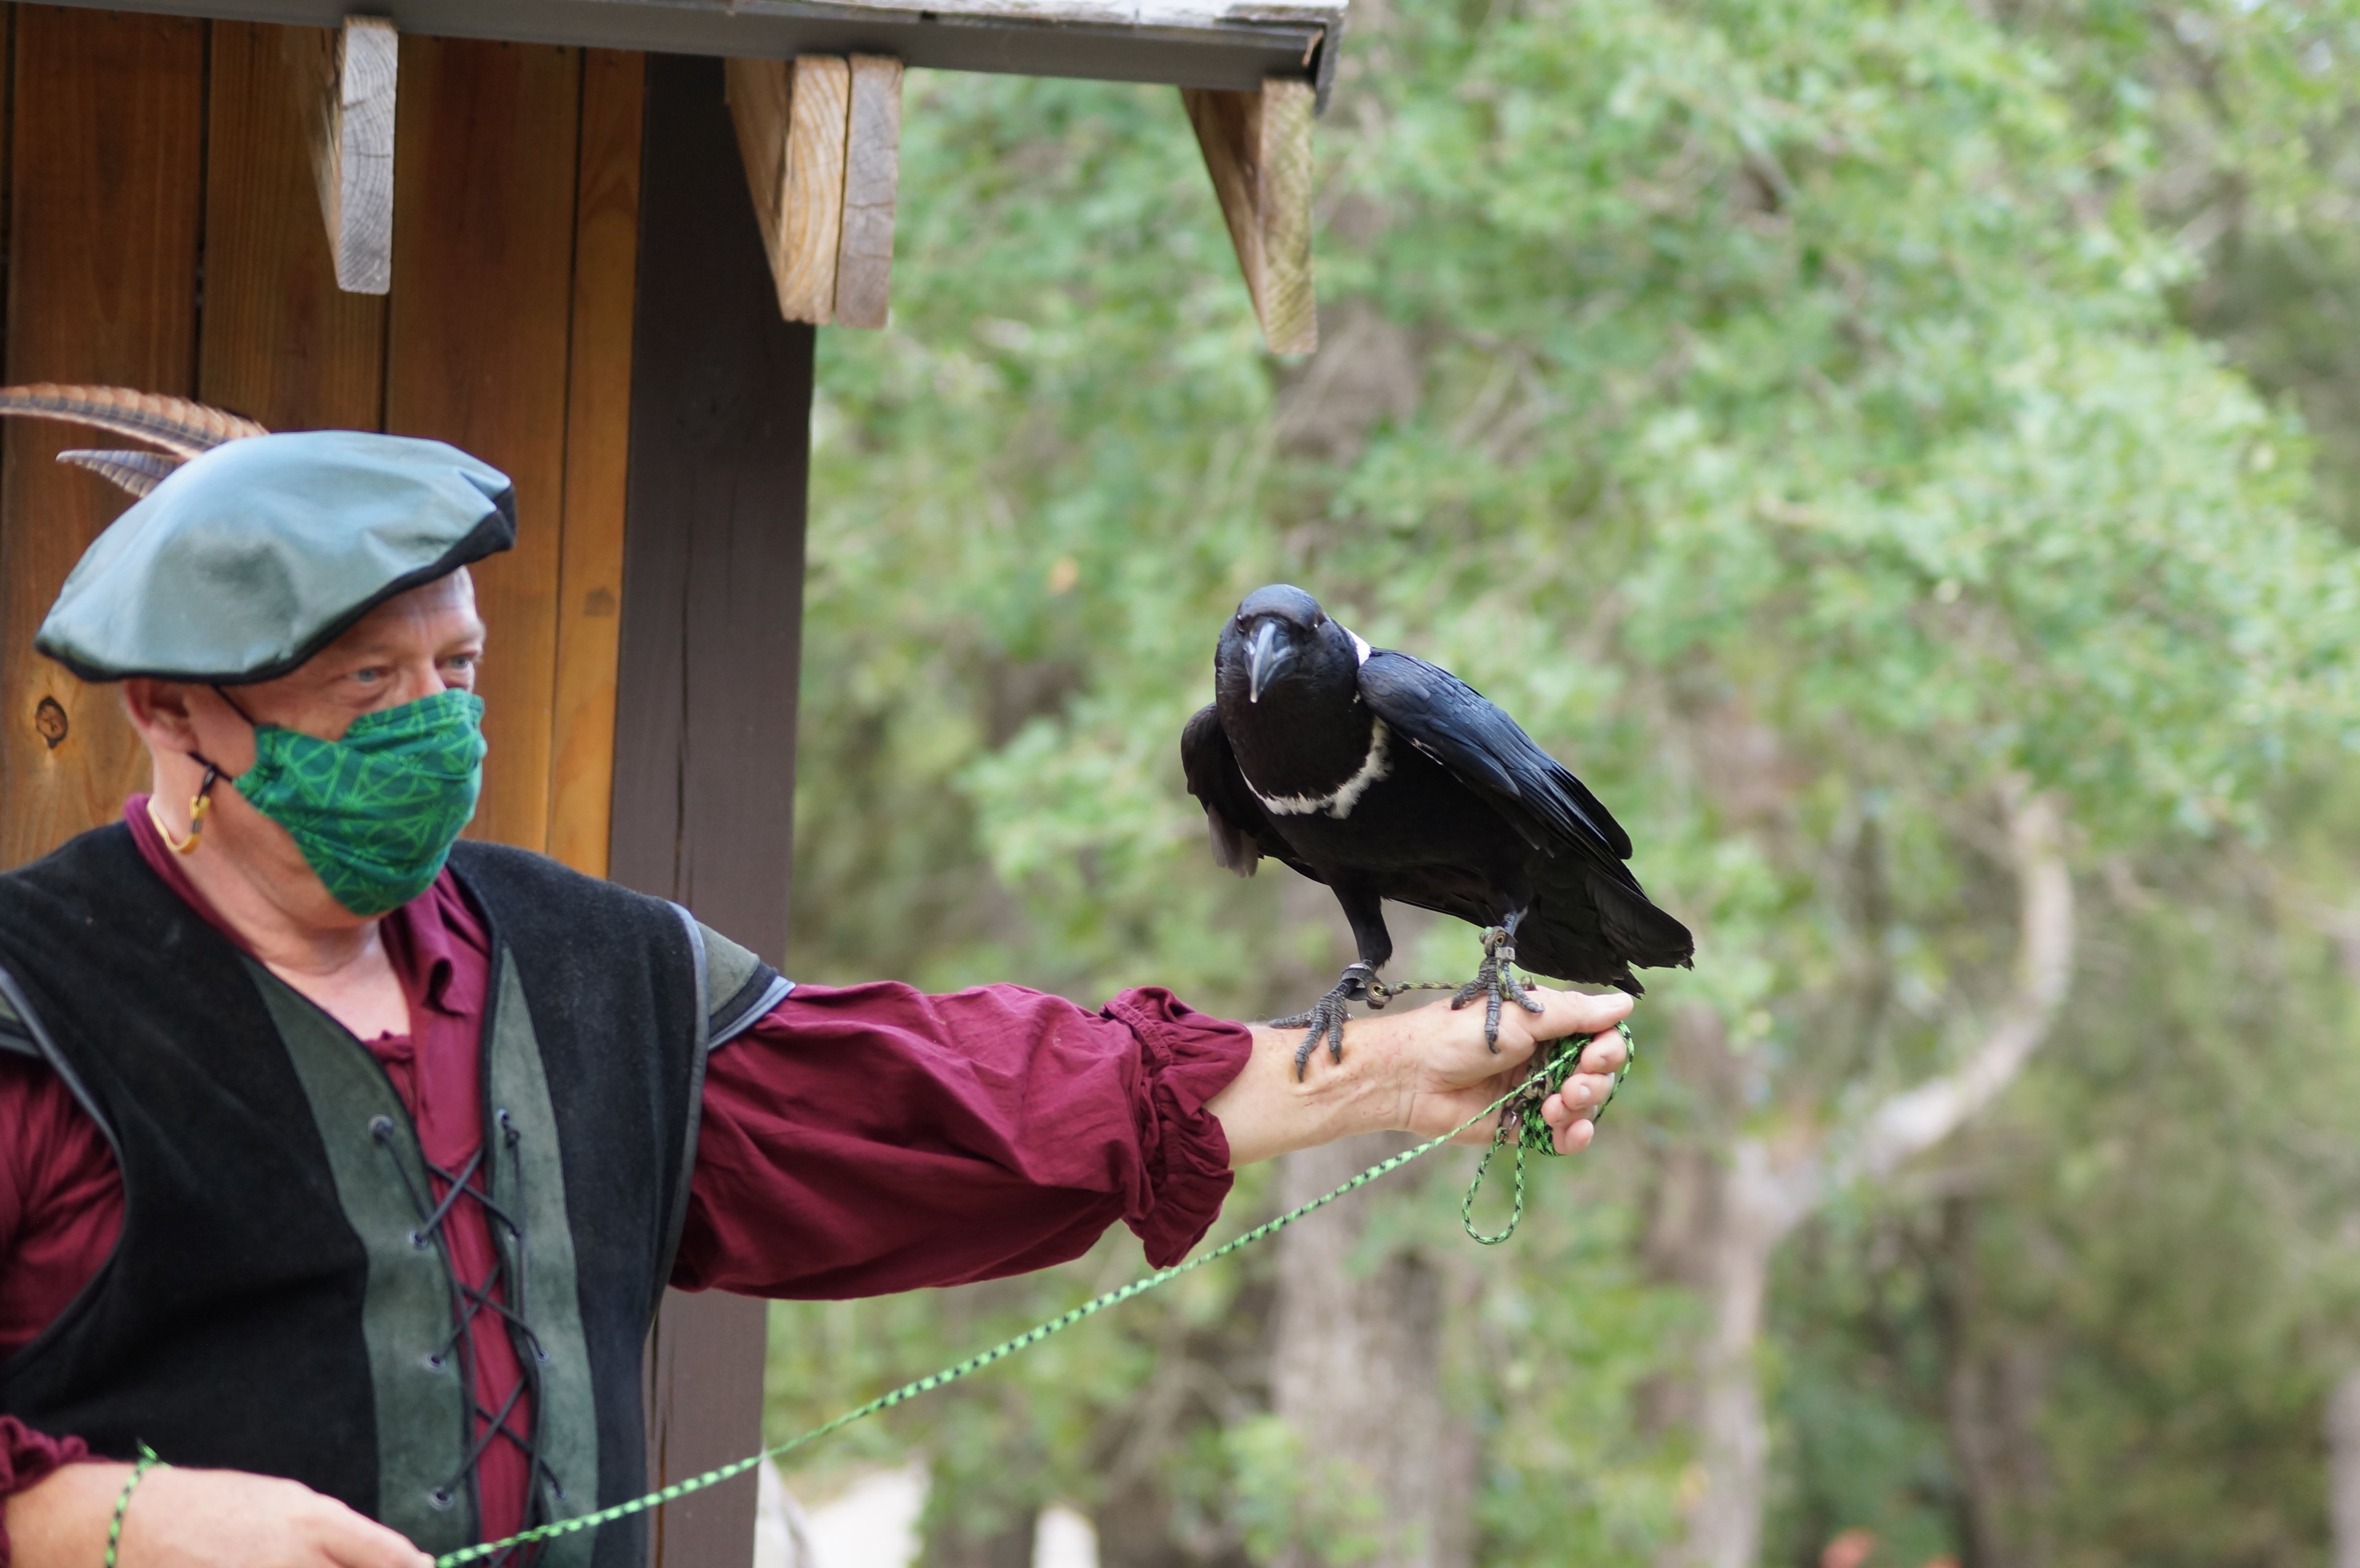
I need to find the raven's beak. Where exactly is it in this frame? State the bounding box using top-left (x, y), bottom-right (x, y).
top-left (1246, 620), bottom-right (1295, 703)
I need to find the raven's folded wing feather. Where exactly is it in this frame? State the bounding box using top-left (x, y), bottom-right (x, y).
top-left (1357, 650), bottom-right (1634, 864)
top-left (1181, 703), bottom-right (1325, 882)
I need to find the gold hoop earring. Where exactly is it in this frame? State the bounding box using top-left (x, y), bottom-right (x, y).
top-left (149, 762), bottom-right (220, 855)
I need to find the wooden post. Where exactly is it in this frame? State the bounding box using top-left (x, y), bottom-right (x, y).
top-left (615, 52), bottom-right (814, 1568)
top-left (283, 16), bottom-right (397, 295)
top-left (1182, 74), bottom-right (1317, 354)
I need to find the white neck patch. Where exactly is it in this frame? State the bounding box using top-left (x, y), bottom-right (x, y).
top-left (1251, 719), bottom-right (1392, 819)
top-left (1348, 629), bottom-right (1372, 665)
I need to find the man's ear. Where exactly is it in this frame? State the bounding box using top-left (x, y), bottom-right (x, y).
top-left (122, 678), bottom-right (199, 747)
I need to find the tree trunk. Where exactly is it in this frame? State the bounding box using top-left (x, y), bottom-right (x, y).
top-left (1637, 1009), bottom-right (1780, 1568)
top-left (1672, 1138), bottom-right (1787, 1568)
top-left (1269, 1134), bottom-right (1473, 1568)
top-left (2325, 1369), bottom-right (2360, 1568)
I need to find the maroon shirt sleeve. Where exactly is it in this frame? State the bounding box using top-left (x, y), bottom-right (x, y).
top-left (0, 1416), bottom-right (91, 1568)
top-left (672, 982), bottom-right (1252, 1294)
top-left (0, 1055), bottom-right (122, 1361)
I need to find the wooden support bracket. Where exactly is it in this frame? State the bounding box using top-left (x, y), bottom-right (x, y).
top-left (285, 16), bottom-right (397, 295)
top-left (726, 53), bottom-right (903, 329)
top-left (1182, 75), bottom-right (1316, 354)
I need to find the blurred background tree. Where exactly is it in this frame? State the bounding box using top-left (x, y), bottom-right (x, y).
top-left (764, 0), bottom-right (2360, 1565)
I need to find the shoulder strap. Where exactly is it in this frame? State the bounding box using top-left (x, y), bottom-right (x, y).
top-left (0, 987), bottom-right (30, 1057)
top-left (690, 920), bottom-right (791, 1050)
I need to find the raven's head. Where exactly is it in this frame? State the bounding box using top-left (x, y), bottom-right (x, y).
top-left (1220, 583), bottom-right (1364, 705)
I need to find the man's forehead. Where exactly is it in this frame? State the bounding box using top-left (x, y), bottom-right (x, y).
top-left (316, 571), bottom-right (483, 660)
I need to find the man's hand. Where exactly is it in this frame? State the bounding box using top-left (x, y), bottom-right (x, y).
top-left (8, 1460), bottom-right (434, 1568)
top-left (1389, 984), bottom-right (1633, 1152)
top-left (1210, 985), bottom-right (1635, 1166)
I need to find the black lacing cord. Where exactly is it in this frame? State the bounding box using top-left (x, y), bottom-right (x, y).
top-left (371, 1116), bottom-right (563, 1564)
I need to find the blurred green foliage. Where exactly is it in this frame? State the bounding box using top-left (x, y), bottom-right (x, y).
top-left (767, 0), bottom-right (2360, 1562)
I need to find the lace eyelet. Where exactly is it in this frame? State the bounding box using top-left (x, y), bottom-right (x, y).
top-left (429, 1488), bottom-right (455, 1511)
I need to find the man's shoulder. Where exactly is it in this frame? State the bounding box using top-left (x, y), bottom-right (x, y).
top-left (1, 821), bottom-right (142, 881)
top-left (442, 844), bottom-right (786, 1036)
top-left (443, 839), bottom-right (690, 941)
top-left (0, 823), bottom-right (200, 1032)
top-left (0, 821), bottom-right (152, 922)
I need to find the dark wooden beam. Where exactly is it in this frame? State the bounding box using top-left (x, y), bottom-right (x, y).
top-left (31, 0), bottom-right (1340, 100)
top-left (612, 50), bottom-right (813, 1568)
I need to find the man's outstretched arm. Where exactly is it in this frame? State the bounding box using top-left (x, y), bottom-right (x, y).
top-left (676, 979), bottom-right (1631, 1299)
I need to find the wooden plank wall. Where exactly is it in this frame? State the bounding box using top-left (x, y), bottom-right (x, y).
top-left (615, 54), bottom-right (815, 1568)
top-left (0, 7), bottom-right (204, 865)
top-left (0, 5), bottom-right (637, 879)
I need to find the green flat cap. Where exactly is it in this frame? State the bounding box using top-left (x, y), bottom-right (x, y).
top-left (36, 429), bottom-right (515, 684)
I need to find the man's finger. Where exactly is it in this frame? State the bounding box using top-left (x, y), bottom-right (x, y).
top-left (1565, 1072), bottom-right (1616, 1107)
top-left (1572, 1031), bottom-right (1627, 1076)
top-left (1524, 987), bottom-right (1634, 1042)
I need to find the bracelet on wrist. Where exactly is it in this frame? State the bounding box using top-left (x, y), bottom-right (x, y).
top-left (104, 1446), bottom-right (163, 1568)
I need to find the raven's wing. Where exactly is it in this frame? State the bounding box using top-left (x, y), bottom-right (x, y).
top-left (1181, 703), bottom-right (1323, 882)
top-left (1357, 650), bottom-right (1634, 867)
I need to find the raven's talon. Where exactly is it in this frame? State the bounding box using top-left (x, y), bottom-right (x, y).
top-left (1449, 927), bottom-right (1544, 1051)
top-left (1275, 964), bottom-right (1378, 1078)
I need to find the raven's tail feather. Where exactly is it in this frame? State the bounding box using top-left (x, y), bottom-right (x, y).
top-left (1590, 877), bottom-right (1695, 970)
top-left (1511, 867), bottom-right (1694, 992)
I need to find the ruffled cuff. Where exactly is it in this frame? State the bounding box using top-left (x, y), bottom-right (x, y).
top-left (1105, 987), bottom-right (1252, 1267)
top-left (0, 1416), bottom-right (90, 1568)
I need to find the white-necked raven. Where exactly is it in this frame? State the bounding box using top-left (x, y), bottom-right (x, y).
top-left (1182, 584), bottom-right (1694, 1075)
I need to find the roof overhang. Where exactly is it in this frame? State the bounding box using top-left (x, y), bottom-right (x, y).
top-left (46, 0), bottom-right (1336, 350)
top-left (37, 0), bottom-right (1344, 100)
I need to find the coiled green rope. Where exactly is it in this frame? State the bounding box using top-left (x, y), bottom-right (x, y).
top-left (434, 1019), bottom-right (1635, 1568)
top-left (1462, 1018), bottom-right (1637, 1245)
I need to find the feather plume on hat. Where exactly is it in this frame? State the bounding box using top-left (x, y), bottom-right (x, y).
top-left (0, 382), bottom-right (270, 496)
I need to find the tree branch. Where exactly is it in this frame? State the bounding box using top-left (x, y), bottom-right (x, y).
top-left (1763, 784), bottom-right (2076, 1236)
top-left (1837, 784), bottom-right (2076, 1190)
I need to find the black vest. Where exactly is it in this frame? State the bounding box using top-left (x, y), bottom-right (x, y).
top-left (0, 826), bottom-right (786, 1568)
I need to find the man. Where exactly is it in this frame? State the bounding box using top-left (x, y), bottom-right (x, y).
top-left (0, 424), bottom-right (1632, 1568)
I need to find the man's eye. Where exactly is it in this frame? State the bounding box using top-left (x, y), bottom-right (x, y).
top-left (351, 667), bottom-right (388, 685)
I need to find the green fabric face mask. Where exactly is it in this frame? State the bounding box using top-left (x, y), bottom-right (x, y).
top-left (232, 690), bottom-right (487, 917)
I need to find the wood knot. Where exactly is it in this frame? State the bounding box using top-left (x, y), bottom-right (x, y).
top-left (33, 696), bottom-right (67, 749)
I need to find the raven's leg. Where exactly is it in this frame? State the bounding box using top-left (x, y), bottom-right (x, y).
top-left (1271, 881), bottom-right (1391, 1078)
top-left (1450, 908), bottom-right (1547, 1050)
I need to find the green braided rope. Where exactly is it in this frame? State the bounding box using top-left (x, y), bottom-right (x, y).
top-left (435, 1020), bottom-right (1637, 1568)
top-left (105, 1445), bottom-right (163, 1568)
top-left (1459, 1020), bottom-right (1636, 1245)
